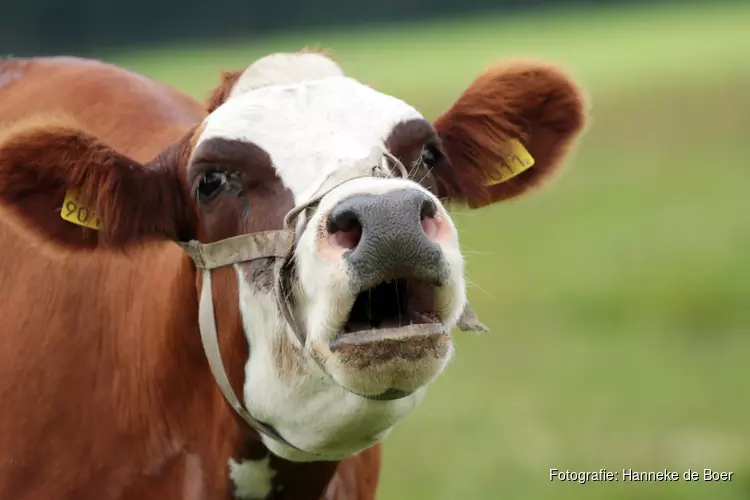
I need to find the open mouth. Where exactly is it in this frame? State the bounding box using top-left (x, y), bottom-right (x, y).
top-left (334, 278), bottom-right (444, 343)
top-left (326, 277), bottom-right (452, 401)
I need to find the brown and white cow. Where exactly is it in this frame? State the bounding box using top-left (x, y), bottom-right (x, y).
top-left (0, 52), bottom-right (586, 499)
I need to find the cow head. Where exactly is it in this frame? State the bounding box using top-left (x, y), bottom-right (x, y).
top-left (0, 51), bottom-right (586, 462)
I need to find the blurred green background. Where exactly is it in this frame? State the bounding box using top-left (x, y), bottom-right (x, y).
top-left (120, 2), bottom-right (748, 499)
top-left (14, 0), bottom-right (750, 498)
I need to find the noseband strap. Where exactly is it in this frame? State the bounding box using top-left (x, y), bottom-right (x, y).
top-left (178, 231), bottom-right (294, 270)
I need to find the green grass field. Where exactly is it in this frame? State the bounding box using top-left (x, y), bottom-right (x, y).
top-left (106, 2), bottom-right (750, 498)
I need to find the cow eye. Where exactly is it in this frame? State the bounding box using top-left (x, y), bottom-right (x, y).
top-left (197, 170), bottom-right (229, 203)
top-left (420, 145), bottom-right (441, 168)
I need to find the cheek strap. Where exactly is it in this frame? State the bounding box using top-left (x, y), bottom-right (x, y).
top-left (177, 230), bottom-right (311, 453)
top-left (177, 230), bottom-right (295, 270)
top-left (193, 267), bottom-right (304, 451)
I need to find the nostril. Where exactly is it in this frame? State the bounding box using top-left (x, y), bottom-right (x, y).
top-left (330, 224), bottom-right (361, 250)
top-left (419, 198), bottom-right (437, 221)
top-left (327, 209), bottom-right (363, 250)
top-left (327, 208), bottom-right (359, 233)
top-left (419, 198), bottom-right (439, 239)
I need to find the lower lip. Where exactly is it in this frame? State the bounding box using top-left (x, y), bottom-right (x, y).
top-left (329, 323), bottom-right (448, 349)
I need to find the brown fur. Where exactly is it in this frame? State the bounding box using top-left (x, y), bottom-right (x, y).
top-left (0, 56), bottom-right (380, 500)
top-left (206, 70), bottom-right (245, 113)
top-left (188, 138), bottom-right (294, 241)
top-left (432, 60), bottom-right (587, 208)
top-left (0, 56), bottom-right (202, 161)
top-left (385, 118), bottom-right (442, 195)
top-left (0, 122), bottom-right (196, 248)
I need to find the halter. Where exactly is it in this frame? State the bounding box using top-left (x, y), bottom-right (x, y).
top-left (177, 152), bottom-right (488, 454)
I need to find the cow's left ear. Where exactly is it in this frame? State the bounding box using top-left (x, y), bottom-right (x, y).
top-left (431, 60), bottom-right (588, 208)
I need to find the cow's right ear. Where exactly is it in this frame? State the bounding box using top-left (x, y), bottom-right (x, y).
top-left (431, 60), bottom-right (587, 208)
top-left (0, 122), bottom-right (194, 248)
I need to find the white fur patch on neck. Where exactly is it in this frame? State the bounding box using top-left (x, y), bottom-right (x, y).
top-left (229, 457), bottom-right (276, 499)
top-left (229, 52), bottom-right (344, 98)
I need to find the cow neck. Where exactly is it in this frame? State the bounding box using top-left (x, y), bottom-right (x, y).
top-left (107, 242), bottom-right (243, 494)
top-left (233, 437), bottom-right (342, 500)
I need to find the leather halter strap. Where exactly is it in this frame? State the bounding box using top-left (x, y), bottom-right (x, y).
top-left (177, 231), bottom-right (303, 451)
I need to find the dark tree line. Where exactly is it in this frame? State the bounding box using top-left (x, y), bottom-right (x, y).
top-left (0, 0), bottom-right (693, 56)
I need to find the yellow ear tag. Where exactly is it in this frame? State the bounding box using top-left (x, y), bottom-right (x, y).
top-left (484, 139), bottom-right (535, 186)
top-left (60, 189), bottom-right (102, 230)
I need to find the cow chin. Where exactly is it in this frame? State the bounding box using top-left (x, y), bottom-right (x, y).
top-left (311, 330), bottom-right (453, 399)
top-left (306, 277), bottom-right (462, 399)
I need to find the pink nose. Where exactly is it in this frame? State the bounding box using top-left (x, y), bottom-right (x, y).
top-left (327, 188), bottom-right (439, 251)
top-left (325, 188), bottom-right (447, 290)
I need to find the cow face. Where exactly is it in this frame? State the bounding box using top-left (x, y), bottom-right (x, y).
top-left (186, 51), bottom-right (586, 460)
top-left (0, 51), bottom-right (586, 462)
top-left (189, 54), bottom-right (469, 459)
top-left (196, 63), bottom-right (465, 379)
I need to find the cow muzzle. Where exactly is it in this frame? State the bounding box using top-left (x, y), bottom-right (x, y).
top-left (312, 188), bottom-right (454, 398)
top-left (328, 189), bottom-right (448, 290)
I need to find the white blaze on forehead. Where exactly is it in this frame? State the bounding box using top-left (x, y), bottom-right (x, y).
top-left (229, 52), bottom-right (344, 97)
top-left (196, 76), bottom-right (424, 203)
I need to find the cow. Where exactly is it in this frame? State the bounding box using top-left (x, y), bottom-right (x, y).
top-left (0, 51), bottom-right (586, 499)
